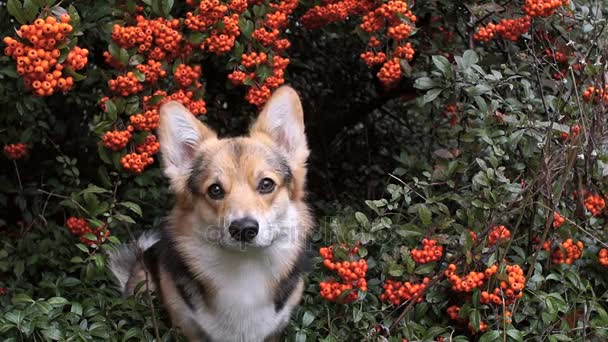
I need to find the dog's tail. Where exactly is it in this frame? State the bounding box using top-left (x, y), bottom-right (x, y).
top-left (107, 231), bottom-right (160, 297)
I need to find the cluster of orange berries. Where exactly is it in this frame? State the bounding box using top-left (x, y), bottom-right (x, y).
top-left (444, 103), bottom-right (460, 126)
top-left (136, 60), bottom-right (166, 84)
top-left (410, 239), bottom-right (443, 263)
top-left (225, 0), bottom-right (297, 106)
top-left (174, 64), bottom-right (202, 89)
top-left (108, 72), bottom-right (144, 96)
top-left (102, 126), bottom-right (134, 151)
top-left (543, 238), bottom-right (584, 265)
top-left (66, 217), bottom-right (110, 247)
top-left (444, 264), bottom-right (485, 292)
top-left (380, 278), bottom-right (430, 305)
top-left (582, 85), bottom-right (608, 103)
top-left (2, 14), bottom-right (87, 96)
top-left (239, 55), bottom-right (290, 106)
top-left (319, 245), bottom-right (368, 303)
top-left (361, 1), bottom-right (416, 88)
top-left (584, 193), bottom-right (605, 217)
top-left (480, 264), bottom-right (525, 305)
top-left (302, 0), bottom-right (415, 88)
top-left (598, 248), bottom-right (608, 267)
top-left (4, 143), bottom-right (27, 160)
top-left (377, 58), bottom-right (403, 88)
top-left (553, 212), bottom-right (566, 228)
top-left (494, 16), bottom-right (532, 41)
top-left (523, 0), bottom-right (569, 17)
top-left (488, 225), bottom-right (511, 246)
top-left (121, 152), bottom-right (154, 174)
top-left (560, 124), bottom-right (580, 141)
top-left (300, 0), bottom-right (374, 29)
top-left (474, 16), bottom-right (531, 42)
top-left (136, 135), bottom-right (161, 155)
top-left (111, 16), bottom-right (182, 61)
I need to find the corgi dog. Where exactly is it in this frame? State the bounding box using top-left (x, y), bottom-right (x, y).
top-left (108, 86), bottom-right (313, 342)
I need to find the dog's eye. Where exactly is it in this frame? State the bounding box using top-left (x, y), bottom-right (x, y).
top-left (207, 184), bottom-right (225, 200)
top-left (257, 178), bottom-right (276, 194)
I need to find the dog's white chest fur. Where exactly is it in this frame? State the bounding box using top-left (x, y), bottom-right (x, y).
top-left (181, 242), bottom-right (298, 342)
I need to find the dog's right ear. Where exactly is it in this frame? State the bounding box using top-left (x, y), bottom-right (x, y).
top-left (158, 101), bottom-right (216, 190)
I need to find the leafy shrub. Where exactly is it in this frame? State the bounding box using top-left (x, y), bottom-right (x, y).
top-left (2, 0), bottom-right (608, 341)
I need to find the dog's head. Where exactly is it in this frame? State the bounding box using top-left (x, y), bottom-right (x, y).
top-left (158, 86), bottom-right (309, 250)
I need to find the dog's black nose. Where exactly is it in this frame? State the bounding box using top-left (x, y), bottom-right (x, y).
top-left (228, 217), bottom-right (259, 242)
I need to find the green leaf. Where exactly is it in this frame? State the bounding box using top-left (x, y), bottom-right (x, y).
top-left (469, 309), bottom-right (481, 331)
top-left (114, 213), bottom-right (136, 224)
top-left (120, 202), bottom-right (142, 216)
top-left (81, 185), bottom-right (110, 195)
top-left (7, 0), bottom-right (27, 24)
top-left (462, 50), bottom-right (479, 69)
top-left (354, 212), bottom-right (369, 229)
top-left (432, 55), bottom-right (452, 77)
top-left (22, 0), bottom-right (39, 22)
top-left (414, 77), bottom-right (438, 90)
top-left (423, 88), bottom-right (442, 104)
top-left (414, 262), bottom-right (435, 275)
top-left (388, 262), bottom-right (405, 277)
top-left (302, 311), bottom-right (315, 327)
top-left (479, 331), bottom-right (501, 342)
top-left (418, 205), bottom-right (432, 225)
top-left (161, 0), bottom-right (174, 16)
top-left (41, 328), bottom-right (63, 341)
top-left (11, 293), bottom-right (34, 305)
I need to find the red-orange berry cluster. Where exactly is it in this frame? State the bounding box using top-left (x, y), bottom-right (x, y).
top-left (410, 239), bottom-right (443, 264)
top-left (582, 85), bottom-right (608, 103)
top-left (494, 16), bottom-right (532, 41)
top-left (444, 103), bottom-right (460, 126)
top-left (544, 239), bottom-right (584, 265)
top-left (553, 212), bottom-right (566, 228)
top-left (319, 245), bottom-right (368, 303)
top-left (4, 143), bottom-right (27, 160)
top-left (560, 124), bottom-right (580, 141)
top-left (380, 278), bottom-right (430, 305)
top-left (300, 0), bottom-right (374, 29)
top-left (481, 264), bottom-right (525, 305)
top-left (377, 58), bottom-right (403, 88)
top-left (2, 15), bottom-right (87, 96)
top-left (111, 16), bottom-right (182, 61)
top-left (444, 263), bottom-right (485, 292)
top-left (136, 60), bottom-right (166, 83)
top-left (598, 248), bottom-right (608, 267)
top-left (360, 51), bottom-right (387, 67)
top-left (488, 225), bottom-right (511, 246)
top-left (102, 127), bottom-right (134, 151)
top-left (474, 16), bottom-right (532, 42)
top-left (241, 55), bottom-right (290, 106)
top-left (302, 0), bottom-right (415, 88)
top-left (584, 193), bottom-right (605, 217)
top-left (66, 217), bottom-right (110, 247)
top-left (473, 24), bottom-right (496, 42)
top-left (130, 109), bottom-right (160, 131)
top-left (523, 0), bottom-right (569, 17)
top-left (135, 135), bottom-right (161, 155)
top-left (173, 64), bottom-right (202, 88)
top-left (108, 72), bottom-right (144, 96)
top-left (447, 305), bottom-right (463, 321)
top-left (121, 152), bottom-right (154, 174)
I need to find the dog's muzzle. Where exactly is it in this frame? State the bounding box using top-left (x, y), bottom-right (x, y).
top-left (228, 217), bottom-right (259, 242)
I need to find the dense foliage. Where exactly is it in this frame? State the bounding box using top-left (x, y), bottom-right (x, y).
top-left (2, 0), bottom-right (608, 341)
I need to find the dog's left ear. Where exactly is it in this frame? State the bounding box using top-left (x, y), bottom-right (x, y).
top-left (250, 86), bottom-right (308, 164)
